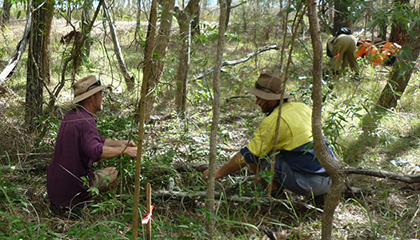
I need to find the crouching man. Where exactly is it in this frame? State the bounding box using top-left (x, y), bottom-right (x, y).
top-left (47, 75), bottom-right (137, 208)
top-left (203, 72), bottom-right (336, 200)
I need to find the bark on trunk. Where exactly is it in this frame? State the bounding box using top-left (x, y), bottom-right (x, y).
top-left (25, 0), bottom-right (54, 130)
top-left (332, 0), bottom-right (352, 34)
top-left (377, 22), bottom-right (420, 109)
top-left (175, 23), bottom-right (190, 114)
top-left (389, 0), bottom-right (409, 44)
top-left (174, 0), bottom-right (200, 115)
top-left (102, 0), bottom-right (134, 90)
top-left (191, 6), bottom-right (200, 36)
top-left (307, 1), bottom-right (345, 239)
top-left (82, 0), bottom-right (93, 57)
top-left (145, 0), bottom-right (175, 118)
top-left (205, 0), bottom-right (227, 237)
top-left (43, 0), bottom-right (54, 85)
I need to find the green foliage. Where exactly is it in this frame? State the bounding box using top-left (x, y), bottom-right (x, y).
top-left (158, 215), bottom-right (208, 239)
top-left (0, 47), bottom-right (7, 59)
top-left (194, 24), bottom-right (241, 45)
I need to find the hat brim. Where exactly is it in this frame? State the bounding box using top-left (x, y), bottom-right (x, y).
top-left (247, 88), bottom-right (292, 100)
top-left (73, 85), bottom-right (111, 104)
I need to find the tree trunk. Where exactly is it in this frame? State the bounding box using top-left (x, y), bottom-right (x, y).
top-left (332, 0), bottom-right (352, 34)
top-left (206, 1), bottom-right (227, 237)
top-left (145, 0), bottom-right (175, 117)
top-left (43, 0), bottom-right (54, 85)
top-left (102, 0), bottom-right (134, 90)
top-left (307, 1), bottom-right (345, 239)
top-left (25, 0), bottom-right (54, 130)
top-left (175, 23), bottom-right (190, 114)
top-left (377, 22), bottom-right (420, 109)
top-left (191, 6), bottom-right (200, 36)
top-left (0, 0), bottom-right (11, 28)
top-left (135, 0), bottom-right (141, 43)
top-left (389, 0), bottom-right (409, 44)
top-left (225, 0), bottom-right (232, 29)
top-left (174, 0), bottom-right (200, 115)
top-left (82, 0), bottom-right (93, 57)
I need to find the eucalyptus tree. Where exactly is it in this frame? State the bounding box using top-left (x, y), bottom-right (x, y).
top-left (81, 0), bottom-right (93, 56)
top-left (366, 1), bottom-right (420, 111)
top-left (25, 0), bottom-right (54, 130)
top-left (307, 1), bottom-right (345, 239)
top-left (332, 0), bottom-right (352, 33)
top-left (145, 0), bottom-right (175, 116)
top-left (389, 0), bottom-right (410, 44)
top-left (206, 0), bottom-right (227, 237)
top-left (378, 22), bottom-right (420, 109)
top-left (174, 0), bottom-right (200, 114)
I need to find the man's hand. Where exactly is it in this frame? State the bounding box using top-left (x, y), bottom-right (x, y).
top-left (202, 168), bottom-right (222, 181)
top-left (124, 146), bottom-right (138, 158)
top-left (202, 169), bottom-right (210, 181)
top-left (126, 140), bottom-right (136, 147)
top-left (202, 152), bottom-right (247, 181)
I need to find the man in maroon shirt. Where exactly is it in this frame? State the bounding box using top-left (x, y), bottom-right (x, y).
top-left (47, 75), bottom-right (138, 208)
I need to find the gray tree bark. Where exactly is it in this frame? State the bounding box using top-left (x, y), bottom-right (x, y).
top-left (81, 0), bottom-right (93, 57)
top-left (174, 0), bottom-right (200, 115)
top-left (377, 22), bottom-right (420, 109)
top-left (25, 0), bottom-right (54, 130)
top-left (102, 0), bottom-right (134, 90)
top-left (389, 0), bottom-right (409, 44)
top-left (145, 0), bottom-right (175, 118)
top-left (205, 0), bottom-right (227, 238)
top-left (332, 0), bottom-right (352, 35)
top-left (307, 1), bottom-right (345, 239)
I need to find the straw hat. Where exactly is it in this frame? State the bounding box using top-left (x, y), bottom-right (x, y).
top-left (247, 73), bottom-right (292, 100)
top-left (72, 75), bottom-right (111, 104)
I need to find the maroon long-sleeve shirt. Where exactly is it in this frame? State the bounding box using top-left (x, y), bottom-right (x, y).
top-left (47, 107), bottom-right (106, 208)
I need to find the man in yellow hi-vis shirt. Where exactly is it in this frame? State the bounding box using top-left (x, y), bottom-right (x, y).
top-left (203, 72), bottom-right (336, 199)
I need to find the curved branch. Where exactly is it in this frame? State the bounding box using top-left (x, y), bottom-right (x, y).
top-left (0, 5), bottom-right (31, 86)
top-left (190, 44), bottom-right (279, 81)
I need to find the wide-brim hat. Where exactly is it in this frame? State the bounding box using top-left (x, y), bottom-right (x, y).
top-left (247, 72), bottom-right (292, 100)
top-left (72, 75), bottom-right (111, 104)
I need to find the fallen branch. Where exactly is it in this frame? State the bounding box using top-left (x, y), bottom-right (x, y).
top-left (190, 44), bottom-right (279, 81)
top-left (155, 190), bottom-right (322, 212)
top-left (345, 166), bottom-right (420, 183)
top-left (174, 162), bottom-right (420, 184)
top-left (173, 162), bottom-right (209, 172)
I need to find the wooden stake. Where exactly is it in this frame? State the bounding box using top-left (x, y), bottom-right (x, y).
top-left (146, 183), bottom-right (152, 240)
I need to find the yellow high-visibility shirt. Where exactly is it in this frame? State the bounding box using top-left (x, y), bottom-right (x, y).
top-left (247, 102), bottom-right (313, 158)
